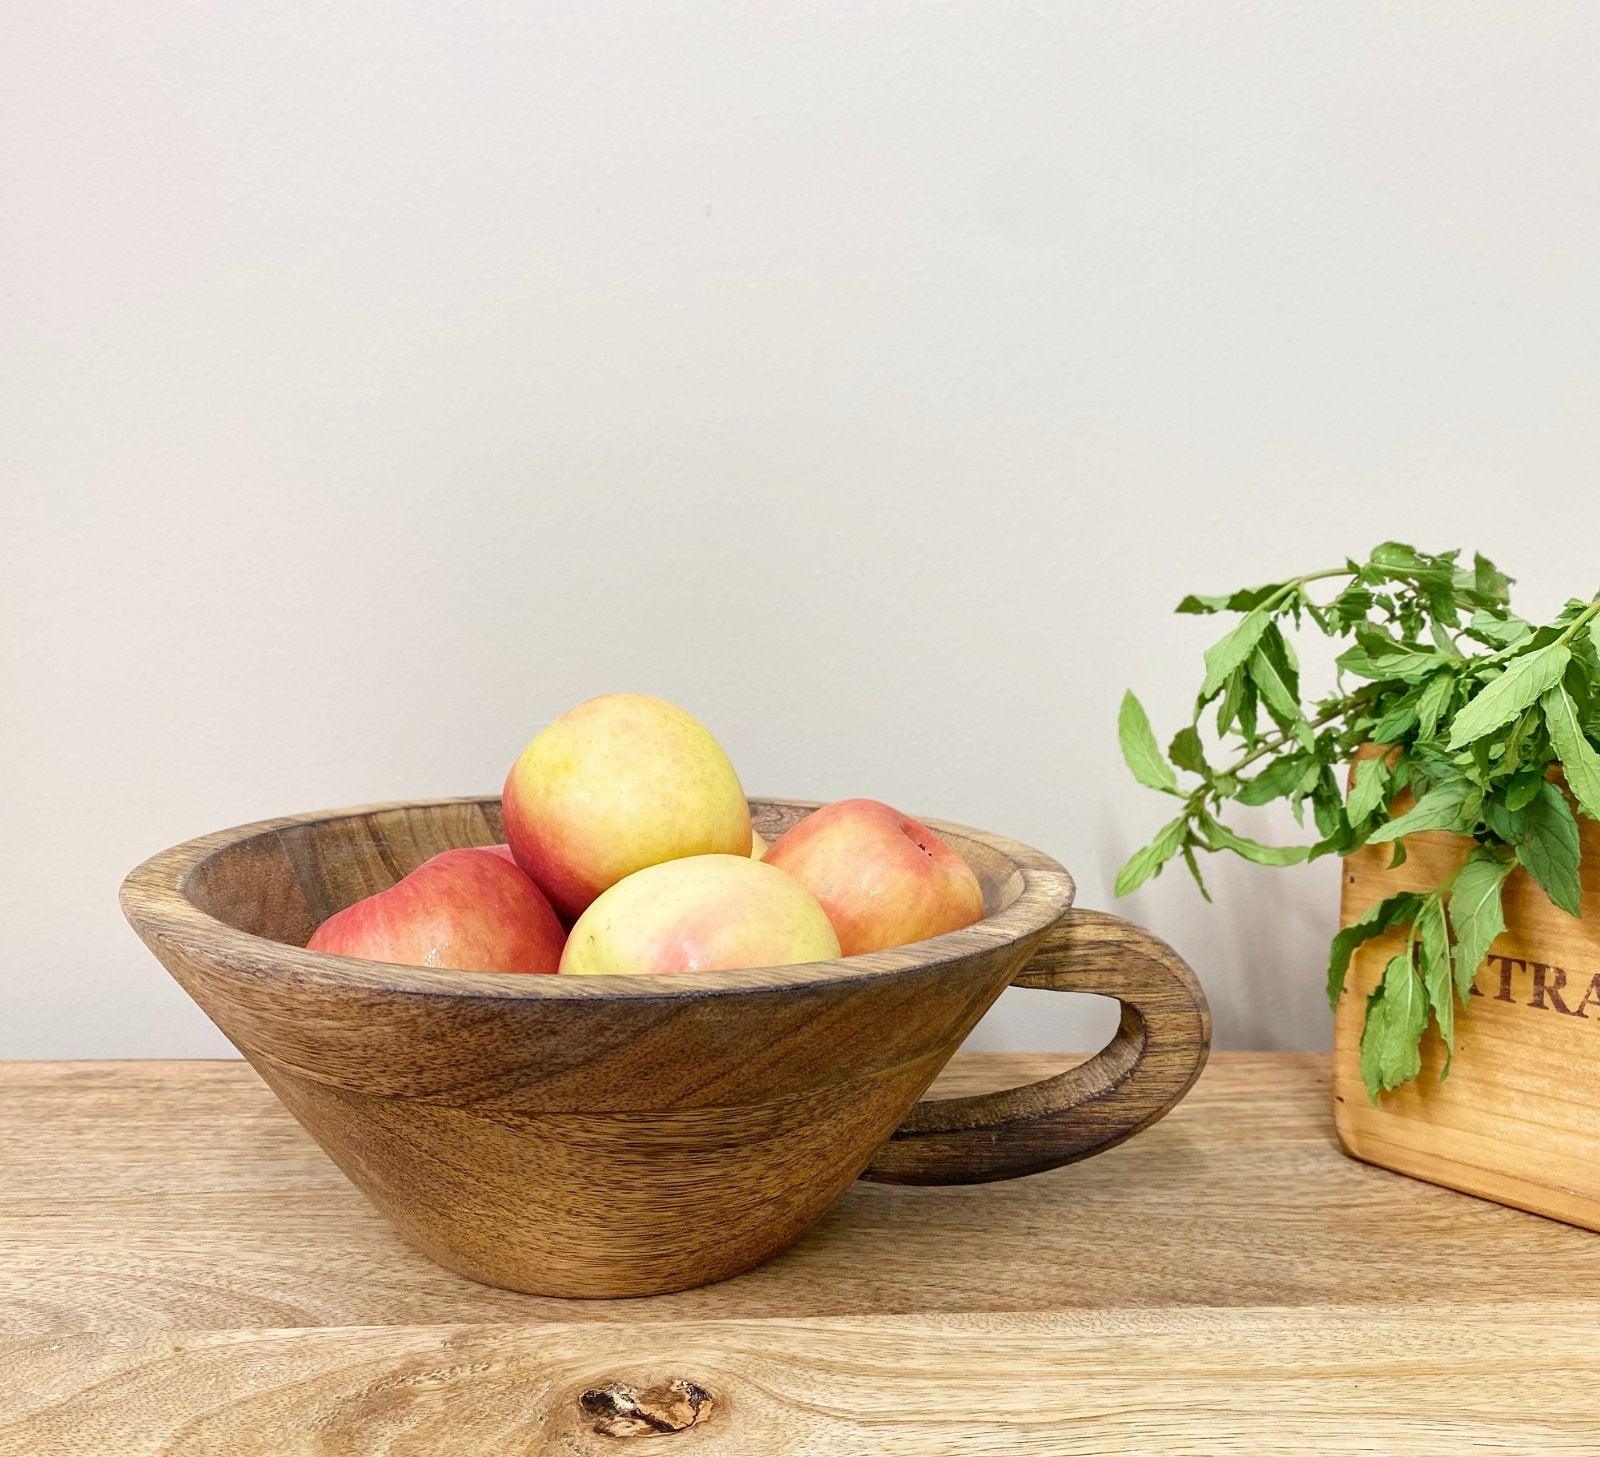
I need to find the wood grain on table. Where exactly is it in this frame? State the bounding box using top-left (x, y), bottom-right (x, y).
top-left (3, 1053), bottom-right (1598, 1455)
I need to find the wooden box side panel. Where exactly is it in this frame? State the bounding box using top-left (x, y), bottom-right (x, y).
top-left (1332, 816), bottom-right (1600, 1230)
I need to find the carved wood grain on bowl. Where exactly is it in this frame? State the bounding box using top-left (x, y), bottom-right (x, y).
top-left (121, 797), bottom-right (1209, 1297)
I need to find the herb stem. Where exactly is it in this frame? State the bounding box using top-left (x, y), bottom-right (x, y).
top-left (1261, 568), bottom-right (1356, 615)
top-left (1217, 703), bottom-right (1352, 782)
top-left (1185, 700), bottom-right (1357, 811)
top-left (1554, 592), bottom-right (1600, 647)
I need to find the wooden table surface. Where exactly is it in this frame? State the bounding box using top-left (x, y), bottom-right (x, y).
top-left (4, 1052), bottom-right (1599, 1455)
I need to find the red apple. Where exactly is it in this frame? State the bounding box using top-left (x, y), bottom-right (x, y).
top-left (762, 799), bottom-right (985, 955)
top-left (307, 847), bottom-right (565, 974)
top-left (503, 693), bottom-right (751, 919)
top-left (559, 854), bottom-right (840, 975)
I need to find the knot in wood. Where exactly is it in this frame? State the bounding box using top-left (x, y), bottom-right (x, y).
top-left (578, 1378), bottom-right (714, 1438)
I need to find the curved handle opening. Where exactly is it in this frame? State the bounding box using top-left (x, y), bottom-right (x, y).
top-left (860, 908), bottom-right (1210, 1185)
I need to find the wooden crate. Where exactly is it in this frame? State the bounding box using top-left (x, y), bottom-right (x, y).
top-left (1333, 805), bottom-right (1600, 1229)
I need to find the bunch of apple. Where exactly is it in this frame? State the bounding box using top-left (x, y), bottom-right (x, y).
top-left (308, 693), bottom-right (984, 976)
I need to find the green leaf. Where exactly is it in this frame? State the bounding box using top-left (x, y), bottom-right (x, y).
top-left (1381, 648), bottom-right (1451, 685)
top-left (1118, 691), bottom-right (1178, 794)
top-left (1369, 695), bottom-right (1420, 744)
top-left (1248, 640), bottom-right (1301, 726)
top-left (1360, 951), bottom-right (1429, 1100)
top-left (1335, 644), bottom-right (1380, 680)
top-left (1201, 816), bottom-right (1313, 866)
top-left (1365, 779), bottom-right (1479, 844)
top-left (1505, 773), bottom-right (1545, 812)
top-left (1168, 725), bottom-right (1208, 777)
top-left (1236, 672), bottom-right (1260, 746)
top-left (1327, 890), bottom-right (1423, 1006)
top-left (1352, 626), bottom-right (1448, 684)
top-left (1179, 841), bottom-right (1212, 902)
top-left (1472, 552), bottom-right (1512, 605)
top-left (1215, 668), bottom-right (1246, 738)
top-left (1337, 640), bottom-right (1442, 685)
top-left (1448, 644), bottom-right (1571, 748)
top-left (1201, 609), bottom-right (1273, 700)
top-left (1469, 609), bottom-right (1530, 647)
top-left (1289, 757), bottom-right (1320, 823)
top-left (1543, 684), bottom-right (1600, 822)
top-left (1329, 583), bottom-right (1374, 625)
top-left (1236, 755), bottom-right (1309, 807)
top-left (1415, 672), bottom-right (1454, 739)
top-left (1370, 541), bottom-right (1422, 570)
top-left (1312, 768), bottom-right (1346, 839)
top-left (1416, 895), bottom-right (1454, 1062)
top-left (1347, 755), bottom-right (1391, 824)
top-left (1514, 780), bottom-right (1583, 916)
top-left (1176, 584), bottom-right (1284, 615)
top-left (1483, 795), bottom-right (1522, 842)
top-left (1114, 815), bottom-right (1189, 897)
top-left (1273, 623), bottom-right (1300, 674)
top-left (1428, 619), bottom-right (1463, 660)
top-left (1176, 593), bottom-right (1235, 615)
top-left (1448, 851), bottom-right (1512, 1002)
top-left (1496, 709), bottom-right (1540, 774)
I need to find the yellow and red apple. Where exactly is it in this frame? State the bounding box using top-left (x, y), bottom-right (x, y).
top-left (762, 798), bottom-right (984, 955)
top-left (503, 693), bottom-right (751, 920)
top-left (307, 848), bottom-right (565, 974)
top-left (559, 854), bottom-right (839, 975)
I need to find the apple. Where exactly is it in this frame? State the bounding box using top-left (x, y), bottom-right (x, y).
top-left (559, 854), bottom-right (840, 975)
top-left (307, 847), bottom-right (565, 974)
top-left (503, 693), bottom-right (751, 919)
top-left (762, 798), bottom-right (985, 955)
top-left (749, 828), bottom-right (768, 860)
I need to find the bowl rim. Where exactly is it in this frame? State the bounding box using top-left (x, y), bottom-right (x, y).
top-left (120, 796), bottom-right (1077, 1002)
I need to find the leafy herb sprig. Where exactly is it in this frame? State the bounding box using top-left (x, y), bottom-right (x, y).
top-left (1115, 544), bottom-right (1600, 1100)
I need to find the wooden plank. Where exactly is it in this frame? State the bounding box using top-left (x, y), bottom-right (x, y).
top-left (5, 1055), bottom-right (1600, 1343)
top-left (6, 1307), bottom-right (1600, 1455)
top-left (7, 1054), bottom-right (1600, 1453)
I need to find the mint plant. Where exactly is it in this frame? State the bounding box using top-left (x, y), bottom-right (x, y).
top-left (1116, 544), bottom-right (1600, 1099)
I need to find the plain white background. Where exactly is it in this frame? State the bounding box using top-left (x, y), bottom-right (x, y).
top-left (3, 3), bottom-right (1596, 1059)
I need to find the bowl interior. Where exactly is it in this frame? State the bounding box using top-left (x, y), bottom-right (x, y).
top-left (183, 798), bottom-right (1033, 951)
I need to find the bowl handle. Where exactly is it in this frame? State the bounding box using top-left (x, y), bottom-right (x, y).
top-left (860, 908), bottom-right (1210, 1184)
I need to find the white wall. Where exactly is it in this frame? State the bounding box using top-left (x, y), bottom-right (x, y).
top-left (3, 2), bottom-right (1596, 1060)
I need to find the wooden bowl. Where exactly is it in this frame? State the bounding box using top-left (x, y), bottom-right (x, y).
top-left (122, 798), bottom-right (1209, 1298)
